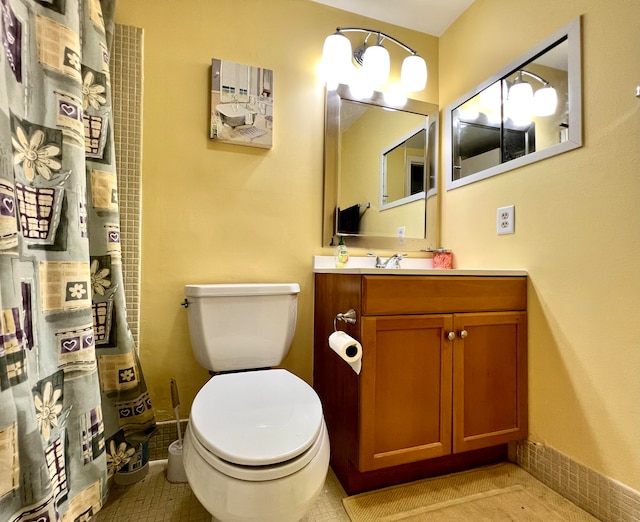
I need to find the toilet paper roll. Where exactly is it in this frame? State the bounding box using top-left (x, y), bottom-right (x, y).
top-left (328, 331), bottom-right (363, 375)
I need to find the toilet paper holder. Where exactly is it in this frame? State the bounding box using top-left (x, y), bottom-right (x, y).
top-left (334, 309), bottom-right (357, 332)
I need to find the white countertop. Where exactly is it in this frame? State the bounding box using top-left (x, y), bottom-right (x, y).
top-left (313, 256), bottom-right (528, 277)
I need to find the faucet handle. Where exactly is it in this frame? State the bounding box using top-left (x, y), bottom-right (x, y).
top-left (367, 252), bottom-right (383, 267)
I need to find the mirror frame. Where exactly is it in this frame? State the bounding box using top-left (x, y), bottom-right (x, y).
top-left (323, 84), bottom-right (439, 250)
top-left (444, 16), bottom-right (582, 191)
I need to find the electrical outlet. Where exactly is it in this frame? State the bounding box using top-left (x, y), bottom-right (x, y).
top-left (397, 226), bottom-right (405, 239)
top-left (497, 205), bottom-right (515, 235)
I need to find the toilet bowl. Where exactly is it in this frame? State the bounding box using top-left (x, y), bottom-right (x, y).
top-left (182, 283), bottom-right (330, 522)
top-left (183, 369), bottom-right (330, 522)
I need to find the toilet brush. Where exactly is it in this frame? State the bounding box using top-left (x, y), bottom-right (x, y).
top-left (170, 378), bottom-right (182, 448)
top-left (167, 378), bottom-right (187, 483)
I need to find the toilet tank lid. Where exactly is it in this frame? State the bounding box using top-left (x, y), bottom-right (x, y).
top-left (185, 283), bottom-right (300, 297)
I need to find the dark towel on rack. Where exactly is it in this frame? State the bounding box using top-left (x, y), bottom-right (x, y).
top-left (337, 204), bottom-right (360, 234)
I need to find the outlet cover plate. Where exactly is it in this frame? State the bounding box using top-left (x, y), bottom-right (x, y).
top-left (497, 205), bottom-right (515, 235)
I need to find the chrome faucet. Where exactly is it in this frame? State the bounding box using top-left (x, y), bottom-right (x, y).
top-left (373, 253), bottom-right (405, 269)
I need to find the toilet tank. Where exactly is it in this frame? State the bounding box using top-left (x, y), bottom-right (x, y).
top-left (184, 283), bottom-right (300, 372)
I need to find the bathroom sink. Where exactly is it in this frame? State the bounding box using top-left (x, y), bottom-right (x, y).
top-left (313, 255), bottom-right (433, 270)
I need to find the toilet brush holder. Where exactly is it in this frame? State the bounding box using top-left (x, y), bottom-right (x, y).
top-left (166, 440), bottom-right (188, 483)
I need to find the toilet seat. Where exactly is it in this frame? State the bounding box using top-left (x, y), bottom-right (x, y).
top-left (189, 369), bottom-right (324, 480)
top-left (186, 418), bottom-right (327, 481)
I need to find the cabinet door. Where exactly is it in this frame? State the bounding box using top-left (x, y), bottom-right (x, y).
top-left (358, 315), bottom-right (453, 471)
top-left (452, 312), bottom-right (527, 453)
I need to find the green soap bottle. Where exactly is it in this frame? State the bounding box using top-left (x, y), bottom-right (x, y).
top-left (334, 237), bottom-right (349, 268)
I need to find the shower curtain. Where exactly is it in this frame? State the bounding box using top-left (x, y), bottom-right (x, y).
top-left (0, 0), bottom-right (155, 520)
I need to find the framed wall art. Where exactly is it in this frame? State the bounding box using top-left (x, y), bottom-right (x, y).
top-left (210, 58), bottom-right (273, 149)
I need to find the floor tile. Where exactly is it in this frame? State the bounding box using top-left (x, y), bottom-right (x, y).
top-left (96, 462), bottom-right (349, 522)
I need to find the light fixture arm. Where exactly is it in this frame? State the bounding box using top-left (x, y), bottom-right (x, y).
top-left (335, 27), bottom-right (419, 56)
top-left (517, 69), bottom-right (552, 87)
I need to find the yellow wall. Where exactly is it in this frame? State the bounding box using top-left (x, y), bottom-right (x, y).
top-left (113, 0), bottom-right (438, 420)
top-left (115, 0), bottom-right (640, 493)
top-left (440, 0), bottom-right (640, 491)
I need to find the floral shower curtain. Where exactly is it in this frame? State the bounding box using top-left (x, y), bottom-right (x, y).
top-left (0, 0), bottom-right (155, 520)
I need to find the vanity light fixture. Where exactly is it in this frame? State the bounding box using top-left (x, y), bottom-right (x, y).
top-left (507, 70), bottom-right (558, 124)
top-left (322, 28), bottom-right (427, 97)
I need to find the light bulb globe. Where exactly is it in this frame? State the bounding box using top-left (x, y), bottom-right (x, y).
top-left (534, 86), bottom-right (558, 116)
top-left (400, 55), bottom-right (427, 92)
top-left (362, 44), bottom-right (390, 88)
top-left (507, 81), bottom-right (534, 124)
top-left (508, 81), bottom-right (534, 105)
top-left (322, 32), bottom-right (353, 85)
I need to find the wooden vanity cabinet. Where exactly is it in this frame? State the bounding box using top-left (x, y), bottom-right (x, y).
top-left (313, 273), bottom-right (527, 494)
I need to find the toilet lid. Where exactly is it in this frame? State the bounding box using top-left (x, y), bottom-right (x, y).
top-left (190, 369), bottom-right (323, 466)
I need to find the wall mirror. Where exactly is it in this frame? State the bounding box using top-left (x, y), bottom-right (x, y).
top-left (323, 84), bottom-right (439, 250)
top-left (444, 17), bottom-right (582, 190)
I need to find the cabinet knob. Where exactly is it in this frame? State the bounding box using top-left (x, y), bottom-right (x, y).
top-left (460, 330), bottom-right (468, 339)
top-left (447, 331), bottom-right (456, 341)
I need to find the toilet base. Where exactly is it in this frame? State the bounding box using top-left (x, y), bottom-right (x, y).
top-left (184, 421), bottom-right (330, 522)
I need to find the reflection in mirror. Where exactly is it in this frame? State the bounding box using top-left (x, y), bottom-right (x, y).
top-left (381, 126), bottom-right (426, 209)
top-left (323, 85), bottom-right (439, 250)
top-left (445, 17), bottom-right (581, 190)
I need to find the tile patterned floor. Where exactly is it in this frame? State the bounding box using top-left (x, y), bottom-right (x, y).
top-left (96, 462), bottom-right (209, 521)
top-left (95, 461), bottom-right (350, 522)
top-left (96, 460), bottom-right (605, 522)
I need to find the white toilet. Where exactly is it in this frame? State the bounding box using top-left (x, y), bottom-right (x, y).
top-left (182, 283), bottom-right (330, 522)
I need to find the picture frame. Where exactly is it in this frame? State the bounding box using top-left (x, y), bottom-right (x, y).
top-left (210, 58), bottom-right (273, 149)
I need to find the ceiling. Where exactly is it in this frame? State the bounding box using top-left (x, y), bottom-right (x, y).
top-left (311, 0), bottom-right (476, 37)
